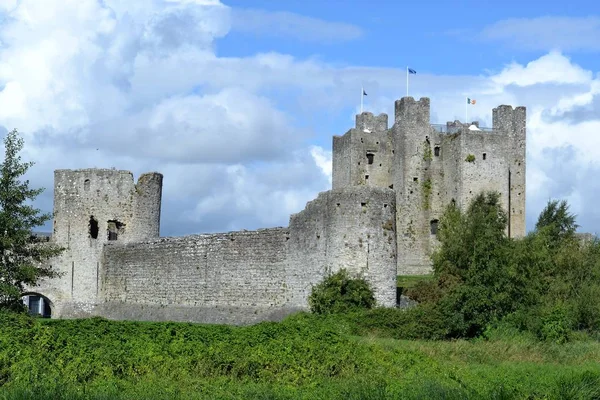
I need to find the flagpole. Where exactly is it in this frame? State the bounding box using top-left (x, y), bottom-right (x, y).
top-left (465, 97), bottom-right (468, 125)
top-left (406, 66), bottom-right (409, 97)
top-left (361, 86), bottom-right (363, 114)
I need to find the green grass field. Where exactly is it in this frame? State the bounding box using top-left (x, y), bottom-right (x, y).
top-left (1, 311), bottom-right (600, 399)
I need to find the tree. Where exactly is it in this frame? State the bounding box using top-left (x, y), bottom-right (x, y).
top-left (0, 129), bottom-right (64, 311)
top-left (427, 192), bottom-right (535, 337)
top-left (535, 199), bottom-right (578, 246)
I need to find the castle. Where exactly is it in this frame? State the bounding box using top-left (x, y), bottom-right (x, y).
top-left (24, 97), bottom-right (526, 324)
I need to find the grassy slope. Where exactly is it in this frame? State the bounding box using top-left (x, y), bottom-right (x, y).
top-left (1, 312), bottom-right (600, 399)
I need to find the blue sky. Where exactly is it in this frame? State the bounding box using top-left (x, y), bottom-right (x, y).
top-left (0, 0), bottom-right (599, 237)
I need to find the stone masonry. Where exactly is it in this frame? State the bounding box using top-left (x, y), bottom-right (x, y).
top-left (27, 97), bottom-right (525, 324)
top-left (333, 97), bottom-right (526, 274)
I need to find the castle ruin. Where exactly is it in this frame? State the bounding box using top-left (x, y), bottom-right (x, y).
top-left (24, 97), bottom-right (526, 324)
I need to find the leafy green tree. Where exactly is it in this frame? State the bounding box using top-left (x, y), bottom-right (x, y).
top-left (0, 129), bottom-right (63, 311)
top-left (535, 199), bottom-right (578, 246)
top-left (428, 192), bottom-right (537, 337)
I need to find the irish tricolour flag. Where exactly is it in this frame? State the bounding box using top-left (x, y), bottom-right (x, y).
top-left (466, 97), bottom-right (476, 123)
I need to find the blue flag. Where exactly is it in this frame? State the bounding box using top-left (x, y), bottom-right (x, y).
top-left (408, 68), bottom-right (417, 74)
top-left (363, 90), bottom-right (367, 96)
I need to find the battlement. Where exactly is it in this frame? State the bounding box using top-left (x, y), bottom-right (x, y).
top-left (492, 105), bottom-right (526, 136)
top-left (394, 96), bottom-right (430, 124)
top-left (355, 112), bottom-right (388, 133)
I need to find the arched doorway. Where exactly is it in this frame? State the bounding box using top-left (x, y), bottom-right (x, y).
top-left (21, 293), bottom-right (52, 318)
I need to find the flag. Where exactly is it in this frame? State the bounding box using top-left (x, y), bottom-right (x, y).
top-left (363, 90), bottom-right (367, 96)
top-left (408, 68), bottom-right (417, 74)
top-left (467, 98), bottom-right (476, 105)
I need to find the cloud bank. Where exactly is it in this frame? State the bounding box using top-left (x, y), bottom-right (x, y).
top-left (0, 2), bottom-right (598, 236)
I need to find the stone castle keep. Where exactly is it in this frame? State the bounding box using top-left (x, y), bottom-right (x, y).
top-left (25, 97), bottom-right (526, 324)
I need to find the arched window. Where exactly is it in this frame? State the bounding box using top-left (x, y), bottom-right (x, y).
top-left (22, 293), bottom-right (52, 318)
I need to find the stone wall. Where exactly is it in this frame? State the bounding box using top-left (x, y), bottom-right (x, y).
top-left (332, 130), bottom-right (352, 189)
top-left (288, 186), bottom-right (397, 307)
top-left (99, 228), bottom-right (292, 324)
top-left (458, 131), bottom-right (509, 212)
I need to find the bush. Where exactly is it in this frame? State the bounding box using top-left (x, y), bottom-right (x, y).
top-left (308, 269), bottom-right (375, 315)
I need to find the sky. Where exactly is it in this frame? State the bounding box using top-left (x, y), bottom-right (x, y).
top-left (0, 0), bottom-right (599, 236)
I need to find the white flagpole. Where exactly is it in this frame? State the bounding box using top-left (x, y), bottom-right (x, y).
top-left (406, 66), bottom-right (409, 97)
top-left (465, 97), bottom-right (468, 125)
top-left (361, 86), bottom-right (364, 114)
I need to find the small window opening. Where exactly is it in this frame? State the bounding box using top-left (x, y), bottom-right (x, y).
top-left (84, 179), bottom-right (90, 191)
top-left (336, 203), bottom-right (340, 207)
top-left (379, 163), bottom-right (382, 167)
top-left (389, 184), bottom-right (394, 189)
top-left (434, 146), bottom-right (440, 157)
top-left (483, 153), bottom-right (487, 160)
top-left (107, 220), bottom-right (125, 241)
top-left (358, 162), bottom-right (361, 165)
top-left (89, 216), bottom-right (99, 239)
top-left (413, 177), bottom-right (418, 182)
top-left (430, 219), bottom-right (439, 235)
top-left (366, 153), bottom-right (374, 165)
top-left (383, 203), bottom-right (388, 208)
top-left (360, 138), bottom-right (363, 143)
top-left (361, 202), bottom-right (367, 207)
top-left (365, 175), bottom-right (369, 180)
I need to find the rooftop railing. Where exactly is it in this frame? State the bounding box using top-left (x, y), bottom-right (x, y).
top-left (430, 124), bottom-right (495, 133)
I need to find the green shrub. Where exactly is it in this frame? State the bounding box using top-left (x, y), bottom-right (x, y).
top-left (538, 304), bottom-right (573, 344)
top-left (308, 269), bottom-right (375, 314)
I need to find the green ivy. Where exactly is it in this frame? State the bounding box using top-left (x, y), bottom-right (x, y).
top-left (422, 179), bottom-right (432, 210)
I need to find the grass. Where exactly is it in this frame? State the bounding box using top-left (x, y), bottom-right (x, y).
top-left (1, 311), bottom-right (600, 399)
top-left (397, 274), bottom-right (433, 288)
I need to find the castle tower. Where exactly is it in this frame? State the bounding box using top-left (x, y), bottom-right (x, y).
top-left (49, 169), bottom-right (163, 316)
top-left (332, 112), bottom-right (393, 189)
top-left (392, 97), bottom-right (435, 275)
top-left (493, 105), bottom-right (526, 238)
top-left (332, 97), bottom-right (527, 276)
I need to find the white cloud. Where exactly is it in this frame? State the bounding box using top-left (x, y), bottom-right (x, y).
top-left (0, 0), bottom-right (328, 236)
top-left (0, 1), bottom-right (599, 238)
top-left (490, 51), bottom-right (592, 87)
top-left (310, 146), bottom-right (332, 185)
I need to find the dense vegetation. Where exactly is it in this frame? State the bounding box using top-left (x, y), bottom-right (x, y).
top-left (2, 310), bottom-right (600, 399)
top-left (308, 268), bottom-right (375, 314)
top-left (402, 192), bottom-right (600, 343)
top-left (1, 130), bottom-right (599, 398)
